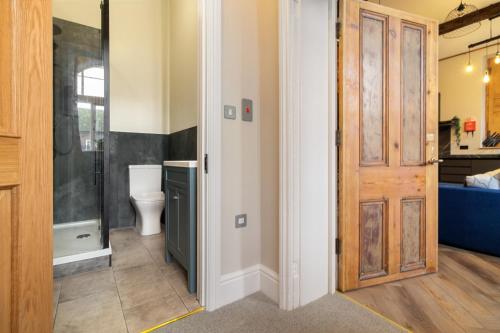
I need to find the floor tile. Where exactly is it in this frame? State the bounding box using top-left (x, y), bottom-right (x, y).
top-left (59, 268), bottom-right (116, 303)
top-left (112, 246), bottom-right (154, 272)
top-left (181, 293), bottom-right (201, 312)
top-left (123, 295), bottom-right (188, 333)
top-left (53, 279), bottom-right (62, 321)
top-left (140, 233), bottom-right (164, 253)
top-left (110, 228), bottom-right (142, 253)
top-left (168, 273), bottom-right (192, 298)
top-left (114, 264), bottom-right (177, 310)
top-left (54, 289), bottom-right (127, 333)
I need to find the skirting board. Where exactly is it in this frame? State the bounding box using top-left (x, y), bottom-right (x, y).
top-left (218, 265), bottom-right (278, 308)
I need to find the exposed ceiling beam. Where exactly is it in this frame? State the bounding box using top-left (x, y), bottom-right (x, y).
top-left (439, 2), bottom-right (500, 35)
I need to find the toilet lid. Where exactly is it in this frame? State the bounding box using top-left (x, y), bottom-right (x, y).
top-left (132, 192), bottom-right (165, 202)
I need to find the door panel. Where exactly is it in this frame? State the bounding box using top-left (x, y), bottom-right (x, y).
top-left (339, 0), bottom-right (438, 291)
top-left (360, 11), bottom-right (388, 166)
top-left (0, 0), bottom-right (53, 331)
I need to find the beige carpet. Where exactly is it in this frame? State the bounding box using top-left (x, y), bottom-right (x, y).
top-left (157, 292), bottom-right (407, 333)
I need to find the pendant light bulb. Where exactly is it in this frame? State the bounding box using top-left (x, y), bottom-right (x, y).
top-left (465, 49), bottom-right (473, 73)
top-left (495, 51), bottom-right (500, 65)
top-left (483, 71), bottom-right (491, 83)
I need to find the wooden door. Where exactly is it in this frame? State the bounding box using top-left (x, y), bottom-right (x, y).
top-left (338, 0), bottom-right (438, 291)
top-left (486, 58), bottom-right (500, 137)
top-left (0, 0), bottom-right (53, 331)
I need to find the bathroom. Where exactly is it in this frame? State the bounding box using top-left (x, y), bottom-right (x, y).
top-left (52, 0), bottom-right (201, 331)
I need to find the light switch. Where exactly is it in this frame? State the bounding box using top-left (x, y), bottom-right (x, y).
top-left (224, 105), bottom-right (237, 120)
top-left (242, 99), bottom-right (253, 122)
top-left (235, 214), bottom-right (247, 228)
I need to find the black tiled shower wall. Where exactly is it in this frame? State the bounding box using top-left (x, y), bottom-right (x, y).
top-left (108, 126), bottom-right (197, 229)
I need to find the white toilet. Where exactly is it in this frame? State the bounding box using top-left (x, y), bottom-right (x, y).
top-left (129, 165), bottom-right (165, 236)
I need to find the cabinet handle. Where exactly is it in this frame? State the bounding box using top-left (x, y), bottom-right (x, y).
top-left (172, 195), bottom-right (179, 200)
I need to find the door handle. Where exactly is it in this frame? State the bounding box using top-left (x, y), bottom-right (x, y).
top-left (427, 158), bottom-right (443, 165)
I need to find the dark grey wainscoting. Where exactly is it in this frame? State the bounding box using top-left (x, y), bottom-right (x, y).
top-left (108, 127), bottom-right (197, 229)
top-left (168, 126), bottom-right (197, 161)
top-left (109, 132), bottom-right (169, 229)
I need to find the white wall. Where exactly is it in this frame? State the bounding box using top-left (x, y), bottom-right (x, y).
top-left (109, 0), bottom-right (166, 134)
top-left (221, 0), bottom-right (279, 277)
top-left (53, 0), bottom-right (101, 29)
top-left (55, 0), bottom-right (198, 135)
top-left (440, 51), bottom-right (500, 155)
top-left (167, 0), bottom-right (199, 134)
top-left (298, 0), bottom-right (330, 306)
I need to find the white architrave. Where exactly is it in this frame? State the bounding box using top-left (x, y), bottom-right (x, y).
top-left (199, 0), bottom-right (222, 311)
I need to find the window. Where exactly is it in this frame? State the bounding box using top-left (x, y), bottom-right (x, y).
top-left (76, 66), bottom-right (105, 152)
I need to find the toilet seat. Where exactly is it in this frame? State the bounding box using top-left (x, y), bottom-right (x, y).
top-left (132, 191), bottom-right (165, 203)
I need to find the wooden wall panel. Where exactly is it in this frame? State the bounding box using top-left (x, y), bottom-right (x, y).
top-left (0, 189), bottom-right (13, 333)
top-left (359, 201), bottom-right (388, 280)
top-left (401, 23), bottom-right (425, 165)
top-left (0, 0), bottom-right (15, 136)
top-left (8, 1), bottom-right (53, 331)
top-left (0, 137), bottom-right (20, 187)
top-left (360, 12), bottom-right (387, 166)
top-left (401, 198), bottom-right (426, 272)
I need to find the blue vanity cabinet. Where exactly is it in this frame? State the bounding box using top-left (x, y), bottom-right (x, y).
top-left (164, 165), bottom-right (197, 293)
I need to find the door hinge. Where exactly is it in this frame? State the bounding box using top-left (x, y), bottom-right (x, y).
top-left (335, 238), bottom-right (341, 255)
top-left (336, 21), bottom-right (342, 40)
top-left (204, 154), bottom-right (208, 174)
top-left (335, 129), bottom-right (342, 146)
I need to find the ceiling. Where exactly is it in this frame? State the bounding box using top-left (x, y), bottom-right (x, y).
top-left (371, 0), bottom-right (500, 59)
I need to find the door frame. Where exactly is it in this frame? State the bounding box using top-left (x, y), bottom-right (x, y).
top-left (198, 0), bottom-right (222, 311)
top-left (279, 0), bottom-right (338, 310)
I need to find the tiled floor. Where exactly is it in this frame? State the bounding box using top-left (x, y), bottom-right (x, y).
top-left (53, 228), bottom-right (200, 333)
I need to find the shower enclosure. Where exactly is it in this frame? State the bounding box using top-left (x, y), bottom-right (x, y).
top-left (53, 0), bottom-right (110, 267)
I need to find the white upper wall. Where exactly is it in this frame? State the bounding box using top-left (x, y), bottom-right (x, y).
top-left (54, 0), bottom-right (199, 135)
top-left (168, 0), bottom-right (199, 134)
top-left (109, 0), bottom-right (165, 134)
top-left (53, 0), bottom-right (101, 29)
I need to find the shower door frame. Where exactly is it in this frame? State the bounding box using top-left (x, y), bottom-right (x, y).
top-left (101, 0), bottom-right (110, 251)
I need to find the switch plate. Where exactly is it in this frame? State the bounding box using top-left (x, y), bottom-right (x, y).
top-left (224, 105), bottom-right (237, 120)
top-left (242, 99), bottom-right (253, 122)
top-left (235, 214), bottom-right (247, 228)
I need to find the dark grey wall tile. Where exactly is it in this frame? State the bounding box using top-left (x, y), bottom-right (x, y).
top-left (168, 127), bottom-right (197, 161)
top-left (108, 127), bottom-right (197, 230)
top-left (109, 132), bottom-right (168, 229)
top-left (53, 18), bottom-right (102, 224)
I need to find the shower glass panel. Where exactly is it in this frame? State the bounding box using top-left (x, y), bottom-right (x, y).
top-left (53, 1), bottom-right (107, 259)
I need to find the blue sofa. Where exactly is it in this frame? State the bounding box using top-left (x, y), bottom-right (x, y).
top-left (439, 183), bottom-right (500, 257)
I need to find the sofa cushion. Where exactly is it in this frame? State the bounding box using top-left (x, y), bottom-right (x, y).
top-left (466, 168), bottom-right (500, 190)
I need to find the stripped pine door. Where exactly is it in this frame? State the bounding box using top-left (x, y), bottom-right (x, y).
top-left (338, 0), bottom-right (439, 291)
top-left (0, 0), bottom-right (53, 331)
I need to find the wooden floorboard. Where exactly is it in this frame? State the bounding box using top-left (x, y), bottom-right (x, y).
top-left (345, 246), bottom-right (500, 333)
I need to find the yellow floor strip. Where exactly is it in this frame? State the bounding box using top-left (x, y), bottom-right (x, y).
top-left (339, 293), bottom-right (413, 333)
top-left (141, 307), bottom-right (205, 333)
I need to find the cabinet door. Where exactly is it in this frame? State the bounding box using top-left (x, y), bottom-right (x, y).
top-left (177, 186), bottom-right (188, 263)
top-left (166, 185), bottom-right (179, 252)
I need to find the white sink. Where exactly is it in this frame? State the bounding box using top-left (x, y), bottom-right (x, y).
top-left (163, 160), bottom-right (198, 168)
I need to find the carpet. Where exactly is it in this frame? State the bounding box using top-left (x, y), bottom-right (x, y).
top-left (155, 292), bottom-right (407, 333)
